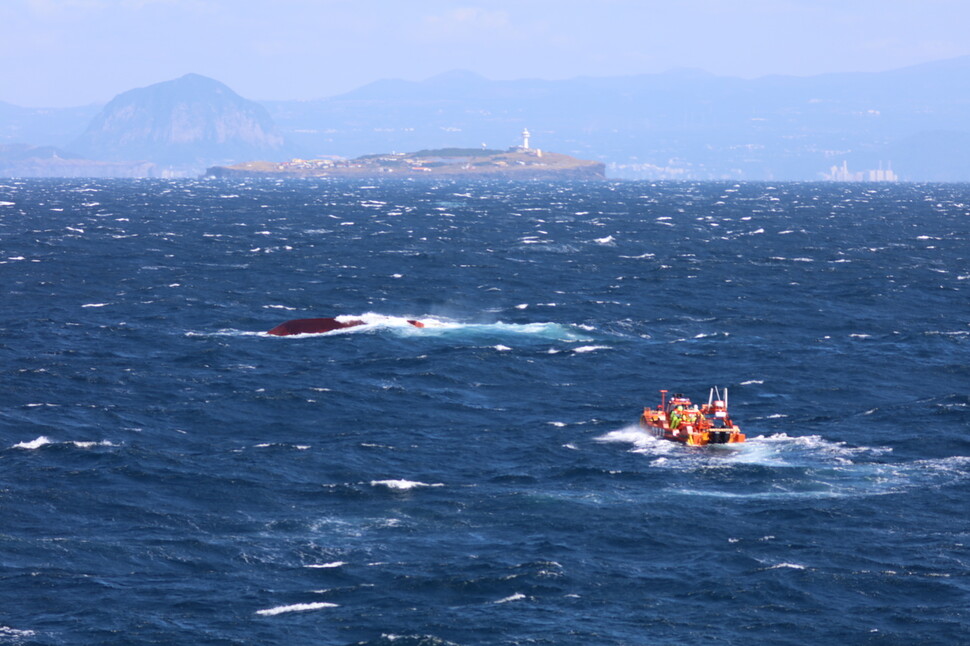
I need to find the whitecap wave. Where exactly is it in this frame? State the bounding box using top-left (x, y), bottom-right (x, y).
top-left (187, 329), bottom-right (266, 338)
top-left (256, 601), bottom-right (338, 616)
top-left (573, 345), bottom-right (611, 353)
top-left (768, 562), bottom-right (807, 570)
top-left (13, 436), bottom-right (52, 449)
top-left (370, 479), bottom-right (444, 490)
top-left (12, 437), bottom-right (116, 450)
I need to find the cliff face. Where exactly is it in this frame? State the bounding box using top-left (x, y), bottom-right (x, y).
top-left (70, 74), bottom-right (286, 168)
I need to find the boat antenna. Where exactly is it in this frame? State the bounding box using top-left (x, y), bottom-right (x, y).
top-left (708, 387), bottom-right (714, 408)
top-left (724, 387), bottom-right (728, 409)
top-left (660, 389), bottom-right (668, 411)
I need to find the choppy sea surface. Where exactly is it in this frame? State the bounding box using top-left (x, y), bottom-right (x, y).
top-left (1, 178), bottom-right (968, 645)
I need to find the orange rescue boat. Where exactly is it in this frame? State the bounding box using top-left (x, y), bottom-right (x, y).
top-left (640, 387), bottom-right (745, 446)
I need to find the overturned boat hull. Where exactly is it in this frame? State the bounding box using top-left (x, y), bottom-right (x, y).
top-left (266, 317), bottom-right (424, 336)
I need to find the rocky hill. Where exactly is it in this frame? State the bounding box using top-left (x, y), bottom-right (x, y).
top-left (69, 74), bottom-right (287, 170)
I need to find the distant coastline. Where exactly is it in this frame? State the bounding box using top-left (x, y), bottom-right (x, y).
top-left (205, 147), bottom-right (605, 180)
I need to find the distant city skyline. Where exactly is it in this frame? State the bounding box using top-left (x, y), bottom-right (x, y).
top-left (2, 0), bottom-right (969, 107)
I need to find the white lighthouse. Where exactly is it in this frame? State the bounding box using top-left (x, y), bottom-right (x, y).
top-left (521, 128), bottom-right (531, 150)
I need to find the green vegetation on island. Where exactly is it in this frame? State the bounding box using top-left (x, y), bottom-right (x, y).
top-left (205, 147), bottom-right (605, 180)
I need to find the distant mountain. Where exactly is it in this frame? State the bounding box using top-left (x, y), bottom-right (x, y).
top-left (0, 101), bottom-right (101, 149)
top-left (69, 74), bottom-right (288, 169)
top-left (0, 143), bottom-right (83, 162)
top-left (3, 58), bottom-right (970, 179)
top-left (0, 143), bottom-right (154, 178)
top-left (261, 57), bottom-right (970, 180)
top-left (884, 130), bottom-right (970, 182)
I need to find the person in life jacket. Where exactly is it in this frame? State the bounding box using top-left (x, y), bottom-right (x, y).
top-left (669, 405), bottom-right (684, 430)
top-left (690, 406), bottom-right (703, 425)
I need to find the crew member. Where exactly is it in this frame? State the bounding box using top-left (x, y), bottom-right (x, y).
top-left (669, 405), bottom-right (684, 430)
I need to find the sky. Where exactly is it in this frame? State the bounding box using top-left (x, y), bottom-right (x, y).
top-left (2, 0), bottom-right (969, 107)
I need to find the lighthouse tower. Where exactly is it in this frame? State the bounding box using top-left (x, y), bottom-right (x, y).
top-left (521, 128), bottom-right (531, 150)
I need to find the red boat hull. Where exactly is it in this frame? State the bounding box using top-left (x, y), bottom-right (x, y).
top-left (639, 416), bottom-right (745, 446)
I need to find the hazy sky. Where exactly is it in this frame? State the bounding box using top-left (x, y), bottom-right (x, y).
top-left (3, 0), bottom-right (969, 107)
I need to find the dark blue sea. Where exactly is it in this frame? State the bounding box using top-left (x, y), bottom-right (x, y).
top-left (1, 179), bottom-right (968, 645)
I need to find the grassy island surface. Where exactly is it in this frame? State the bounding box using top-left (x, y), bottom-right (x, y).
top-left (205, 147), bottom-right (605, 180)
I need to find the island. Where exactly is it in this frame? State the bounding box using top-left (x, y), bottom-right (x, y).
top-left (204, 146), bottom-right (605, 180)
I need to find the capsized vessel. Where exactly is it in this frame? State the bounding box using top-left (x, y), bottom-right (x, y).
top-left (639, 387), bottom-right (745, 446)
top-left (267, 317), bottom-right (425, 336)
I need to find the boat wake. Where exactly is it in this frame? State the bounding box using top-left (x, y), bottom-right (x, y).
top-left (596, 426), bottom-right (969, 499)
top-left (595, 425), bottom-right (680, 456)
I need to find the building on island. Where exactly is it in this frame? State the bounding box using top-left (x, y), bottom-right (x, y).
top-left (514, 127), bottom-right (542, 157)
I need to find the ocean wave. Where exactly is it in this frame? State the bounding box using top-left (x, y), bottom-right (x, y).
top-left (5, 179), bottom-right (968, 644)
top-left (572, 345), bottom-right (611, 353)
top-left (256, 601), bottom-right (339, 616)
top-left (0, 626), bottom-right (36, 639)
top-left (370, 480), bottom-right (444, 491)
top-left (12, 436), bottom-right (118, 450)
top-left (766, 562), bottom-right (808, 570)
top-left (10, 436), bottom-right (50, 451)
